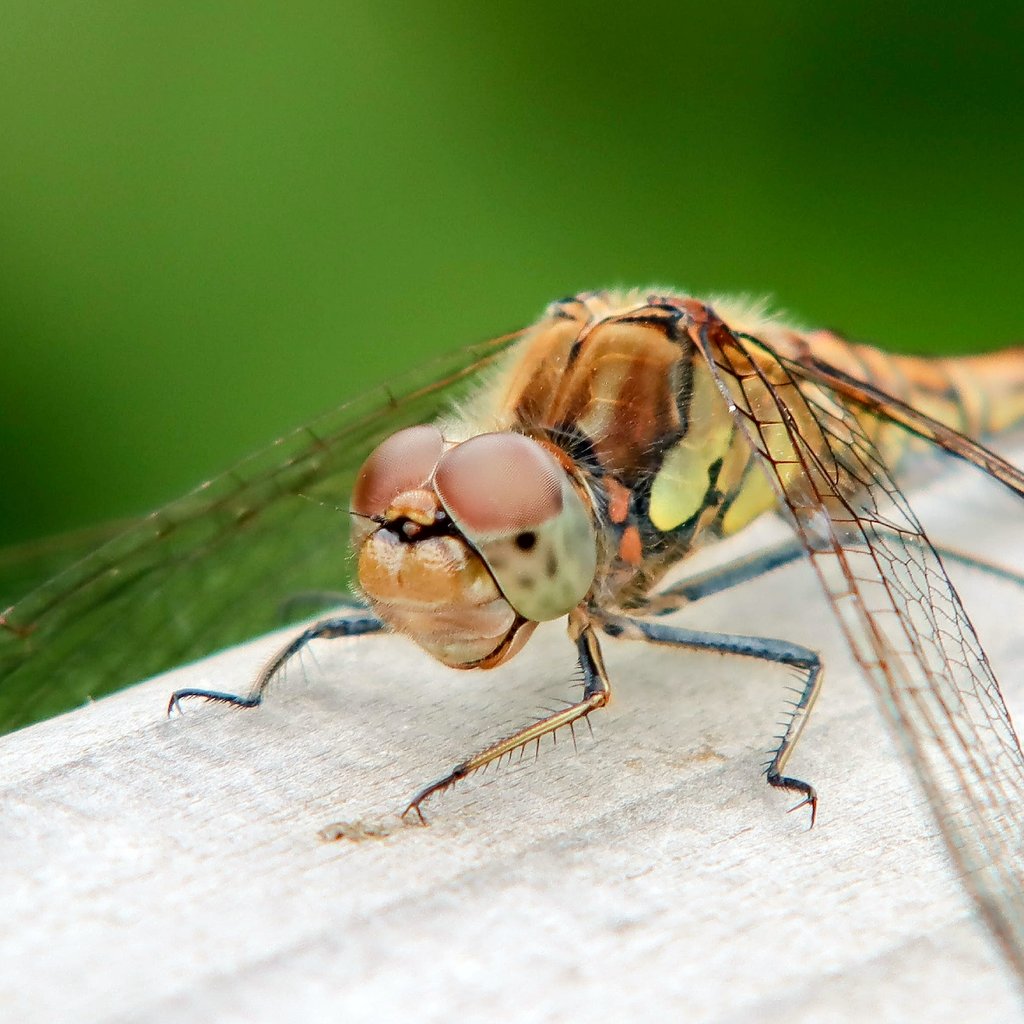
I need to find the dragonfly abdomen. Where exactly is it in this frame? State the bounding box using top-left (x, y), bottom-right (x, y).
top-left (799, 330), bottom-right (1024, 442)
top-left (902, 348), bottom-right (1024, 439)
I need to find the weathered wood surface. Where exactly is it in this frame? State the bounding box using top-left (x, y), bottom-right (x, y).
top-left (2, 468), bottom-right (1023, 1023)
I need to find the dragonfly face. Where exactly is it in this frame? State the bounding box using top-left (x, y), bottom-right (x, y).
top-left (350, 424), bottom-right (598, 668)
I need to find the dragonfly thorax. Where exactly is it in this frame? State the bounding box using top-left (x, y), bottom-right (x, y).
top-left (350, 426), bottom-right (599, 668)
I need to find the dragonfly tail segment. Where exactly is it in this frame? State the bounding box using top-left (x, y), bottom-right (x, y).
top-left (919, 346), bottom-right (1024, 438)
top-left (773, 334), bottom-right (1024, 500)
top-left (778, 326), bottom-right (1024, 442)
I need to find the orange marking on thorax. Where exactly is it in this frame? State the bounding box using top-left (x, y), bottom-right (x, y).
top-left (619, 525), bottom-right (643, 566)
top-left (606, 478), bottom-right (631, 524)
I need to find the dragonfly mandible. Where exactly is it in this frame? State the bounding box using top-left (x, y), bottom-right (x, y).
top-left (3, 288), bottom-right (1024, 979)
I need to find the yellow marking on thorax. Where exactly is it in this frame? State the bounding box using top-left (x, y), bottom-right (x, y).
top-left (648, 366), bottom-right (732, 532)
top-left (720, 466), bottom-right (776, 535)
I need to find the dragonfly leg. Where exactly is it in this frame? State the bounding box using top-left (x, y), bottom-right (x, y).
top-left (402, 609), bottom-right (611, 824)
top-left (598, 612), bottom-right (822, 826)
top-left (643, 538), bottom-right (806, 615)
top-left (166, 612), bottom-right (385, 715)
top-left (646, 535), bottom-right (1024, 619)
top-left (930, 545), bottom-right (1024, 588)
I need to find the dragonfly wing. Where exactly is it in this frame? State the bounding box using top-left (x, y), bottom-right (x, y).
top-left (0, 520), bottom-right (130, 611)
top-left (688, 308), bottom-right (1024, 980)
top-left (0, 331), bottom-right (521, 734)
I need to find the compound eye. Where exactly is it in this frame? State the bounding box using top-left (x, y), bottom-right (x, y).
top-left (351, 425), bottom-right (445, 518)
top-left (433, 432), bottom-right (564, 535)
top-left (435, 433), bottom-right (597, 622)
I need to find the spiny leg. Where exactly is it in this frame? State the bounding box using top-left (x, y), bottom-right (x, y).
top-left (166, 611), bottom-right (385, 715)
top-left (599, 612), bottom-right (822, 825)
top-left (645, 538), bottom-right (806, 614)
top-left (646, 535), bottom-right (1024, 617)
top-left (402, 609), bottom-right (611, 824)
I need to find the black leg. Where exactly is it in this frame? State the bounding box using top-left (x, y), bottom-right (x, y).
top-left (646, 538), bottom-right (806, 613)
top-left (646, 535), bottom-right (1024, 617)
top-left (598, 612), bottom-right (822, 825)
top-left (167, 612), bottom-right (385, 716)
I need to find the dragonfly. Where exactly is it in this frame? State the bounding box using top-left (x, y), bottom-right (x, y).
top-left (3, 289), bottom-right (1024, 980)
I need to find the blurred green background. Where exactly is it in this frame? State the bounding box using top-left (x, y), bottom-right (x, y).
top-left (2, 1), bottom-right (1022, 548)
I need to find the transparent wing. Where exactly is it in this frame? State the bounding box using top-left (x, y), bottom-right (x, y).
top-left (0, 520), bottom-right (130, 612)
top-left (688, 307), bottom-right (1024, 979)
top-left (0, 331), bottom-right (522, 734)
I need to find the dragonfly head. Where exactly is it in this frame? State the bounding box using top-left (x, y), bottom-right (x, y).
top-left (351, 426), bottom-right (598, 668)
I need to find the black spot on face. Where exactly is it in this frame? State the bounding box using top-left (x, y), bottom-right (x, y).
top-left (515, 531), bottom-right (537, 551)
top-left (516, 574), bottom-right (534, 589)
top-left (545, 552), bottom-right (558, 578)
